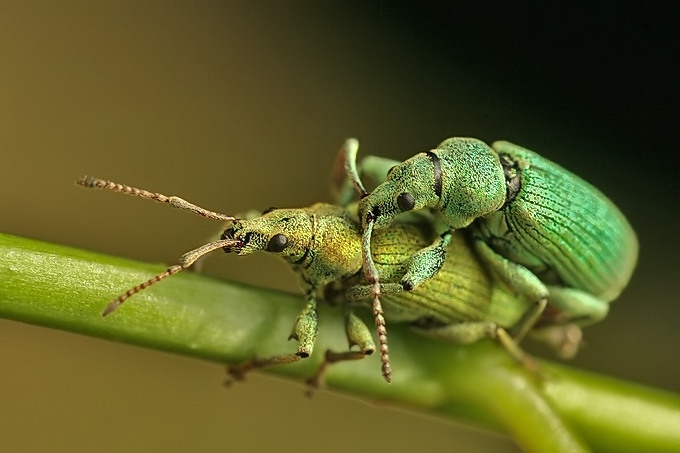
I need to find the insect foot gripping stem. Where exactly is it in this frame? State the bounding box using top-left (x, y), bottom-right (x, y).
top-left (225, 355), bottom-right (306, 385)
top-left (305, 310), bottom-right (376, 392)
top-left (225, 295), bottom-right (321, 385)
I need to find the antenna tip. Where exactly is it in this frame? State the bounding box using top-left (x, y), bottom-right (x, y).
top-left (76, 175), bottom-right (97, 187)
top-left (102, 300), bottom-right (121, 317)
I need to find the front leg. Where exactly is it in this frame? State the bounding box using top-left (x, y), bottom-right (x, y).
top-left (400, 230), bottom-right (452, 290)
top-left (306, 309), bottom-right (376, 390)
top-left (474, 239), bottom-right (605, 358)
top-left (473, 239), bottom-right (549, 341)
top-left (227, 294), bottom-right (319, 382)
top-left (330, 138), bottom-right (401, 206)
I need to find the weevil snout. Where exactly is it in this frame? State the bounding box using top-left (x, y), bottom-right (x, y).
top-left (221, 218), bottom-right (297, 256)
top-left (220, 226), bottom-right (246, 253)
top-left (358, 197), bottom-right (387, 230)
top-left (358, 190), bottom-right (416, 231)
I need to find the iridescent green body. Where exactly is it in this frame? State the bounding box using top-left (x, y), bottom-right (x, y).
top-left (343, 138), bottom-right (638, 330)
top-left (476, 141), bottom-right (638, 304)
top-left (222, 204), bottom-right (363, 362)
top-left (333, 214), bottom-right (539, 346)
top-left (80, 147), bottom-right (633, 383)
top-left (81, 177), bottom-right (544, 382)
top-left (225, 203), bottom-right (564, 378)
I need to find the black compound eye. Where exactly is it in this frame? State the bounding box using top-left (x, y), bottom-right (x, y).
top-left (267, 233), bottom-right (289, 252)
top-left (397, 192), bottom-right (415, 212)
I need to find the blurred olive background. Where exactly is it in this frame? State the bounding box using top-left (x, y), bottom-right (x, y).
top-left (1, 2), bottom-right (678, 452)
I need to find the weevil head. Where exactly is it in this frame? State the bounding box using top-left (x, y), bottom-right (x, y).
top-left (221, 208), bottom-right (316, 261)
top-left (359, 138), bottom-right (506, 230)
top-left (357, 152), bottom-right (441, 231)
top-left (221, 203), bottom-right (364, 288)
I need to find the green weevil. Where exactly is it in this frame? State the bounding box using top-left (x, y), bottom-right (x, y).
top-left (337, 138), bottom-right (638, 381)
top-left (77, 176), bottom-right (366, 369)
top-left (76, 176), bottom-right (579, 383)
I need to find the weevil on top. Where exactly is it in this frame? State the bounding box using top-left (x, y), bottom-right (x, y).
top-left (337, 137), bottom-right (638, 380)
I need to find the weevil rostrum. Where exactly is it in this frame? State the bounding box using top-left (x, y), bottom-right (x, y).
top-left (339, 138), bottom-right (638, 381)
top-left (77, 175), bottom-right (578, 385)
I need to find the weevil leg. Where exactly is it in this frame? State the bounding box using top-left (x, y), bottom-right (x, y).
top-left (472, 240), bottom-right (549, 330)
top-left (226, 296), bottom-right (319, 383)
top-left (306, 310), bottom-right (375, 392)
top-left (509, 297), bottom-right (548, 344)
top-left (411, 321), bottom-right (541, 376)
top-left (333, 138), bottom-right (368, 201)
top-left (528, 286), bottom-right (607, 358)
top-left (355, 155), bottom-right (402, 190)
top-left (400, 231), bottom-right (452, 291)
top-left (473, 240), bottom-right (590, 364)
top-left (305, 349), bottom-right (369, 393)
top-left (331, 138), bottom-right (362, 205)
top-left (471, 239), bottom-right (556, 374)
top-left (410, 321), bottom-right (498, 344)
top-left (227, 354), bottom-right (305, 384)
top-left (530, 324), bottom-right (584, 359)
top-left (330, 138), bottom-right (401, 206)
top-left (344, 282), bottom-right (404, 301)
top-left (543, 286), bottom-right (609, 327)
top-left (495, 328), bottom-right (541, 376)
top-left (344, 309), bottom-right (376, 354)
top-left (288, 296), bottom-right (319, 356)
top-left (473, 240), bottom-right (549, 302)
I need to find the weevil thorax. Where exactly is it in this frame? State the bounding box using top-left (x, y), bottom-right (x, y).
top-left (434, 138), bottom-right (507, 228)
top-left (358, 138), bottom-right (506, 231)
top-left (225, 203), bottom-right (363, 288)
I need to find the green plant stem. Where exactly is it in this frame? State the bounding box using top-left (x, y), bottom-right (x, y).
top-left (1, 232), bottom-right (679, 451)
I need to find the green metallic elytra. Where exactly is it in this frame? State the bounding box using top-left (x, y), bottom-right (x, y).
top-left (340, 138), bottom-right (638, 380)
top-left (479, 141), bottom-right (638, 303)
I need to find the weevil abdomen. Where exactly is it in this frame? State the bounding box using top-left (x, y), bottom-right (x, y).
top-left (345, 217), bottom-right (533, 330)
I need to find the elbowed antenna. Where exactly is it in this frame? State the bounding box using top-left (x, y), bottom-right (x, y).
top-left (76, 176), bottom-right (237, 222)
top-left (76, 175), bottom-right (242, 316)
top-left (102, 238), bottom-right (242, 316)
top-left (336, 140), bottom-right (392, 383)
top-left (361, 219), bottom-right (392, 383)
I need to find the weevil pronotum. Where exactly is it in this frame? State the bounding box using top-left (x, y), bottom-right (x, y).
top-left (338, 138), bottom-right (639, 381)
top-left (77, 176), bottom-right (582, 384)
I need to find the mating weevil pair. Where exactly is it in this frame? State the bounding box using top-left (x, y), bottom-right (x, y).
top-left (336, 137), bottom-right (638, 381)
top-left (77, 137), bottom-right (637, 385)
